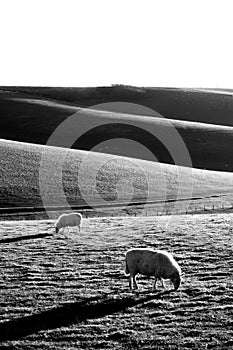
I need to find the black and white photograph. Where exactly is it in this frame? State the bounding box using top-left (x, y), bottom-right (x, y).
top-left (0, 1), bottom-right (232, 349)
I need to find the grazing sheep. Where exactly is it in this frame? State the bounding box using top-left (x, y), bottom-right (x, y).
top-left (125, 248), bottom-right (181, 291)
top-left (55, 212), bottom-right (83, 234)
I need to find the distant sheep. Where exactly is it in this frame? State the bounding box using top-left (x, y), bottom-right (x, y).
top-left (125, 248), bottom-right (181, 291)
top-left (55, 213), bottom-right (83, 234)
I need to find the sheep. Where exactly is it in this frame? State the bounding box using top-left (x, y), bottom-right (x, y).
top-left (125, 248), bottom-right (181, 291)
top-left (55, 212), bottom-right (83, 234)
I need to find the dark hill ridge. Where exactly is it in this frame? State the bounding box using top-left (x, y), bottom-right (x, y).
top-left (1, 85), bottom-right (233, 127)
top-left (1, 92), bottom-right (233, 171)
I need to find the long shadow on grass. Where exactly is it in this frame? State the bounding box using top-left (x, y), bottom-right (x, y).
top-left (0, 291), bottom-right (171, 341)
top-left (0, 233), bottom-right (53, 244)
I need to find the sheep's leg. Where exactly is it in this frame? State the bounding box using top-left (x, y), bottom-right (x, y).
top-left (133, 275), bottom-right (138, 290)
top-left (129, 275), bottom-right (133, 290)
top-left (161, 278), bottom-right (166, 289)
top-left (153, 278), bottom-right (157, 290)
top-left (63, 227), bottom-right (69, 239)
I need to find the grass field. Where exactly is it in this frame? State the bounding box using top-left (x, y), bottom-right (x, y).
top-left (0, 213), bottom-right (232, 349)
top-left (1, 86), bottom-right (233, 349)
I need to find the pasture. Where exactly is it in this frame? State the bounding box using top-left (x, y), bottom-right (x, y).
top-left (1, 86), bottom-right (233, 349)
top-left (0, 213), bottom-right (232, 349)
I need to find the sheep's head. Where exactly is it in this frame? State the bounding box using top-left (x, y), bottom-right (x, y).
top-left (171, 273), bottom-right (181, 290)
top-left (55, 227), bottom-right (59, 234)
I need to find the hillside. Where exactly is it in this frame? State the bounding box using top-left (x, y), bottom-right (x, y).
top-left (2, 85), bottom-right (233, 126)
top-left (1, 138), bottom-right (233, 210)
top-left (1, 90), bottom-right (233, 171)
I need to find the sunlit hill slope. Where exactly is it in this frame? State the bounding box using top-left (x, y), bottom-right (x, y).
top-left (1, 138), bottom-right (233, 209)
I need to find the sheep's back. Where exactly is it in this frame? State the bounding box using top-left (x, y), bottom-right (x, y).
top-left (126, 248), bottom-right (180, 278)
top-left (126, 249), bottom-right (160, 276)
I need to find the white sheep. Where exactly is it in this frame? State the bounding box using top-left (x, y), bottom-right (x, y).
top-left (55, 212), bottom-right (83, 234)
top-left (125, 248), bottom-right (181, 291)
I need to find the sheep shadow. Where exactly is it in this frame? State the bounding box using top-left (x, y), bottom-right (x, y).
top-left (0, 233), bottom-right (53, 244)
top-left (0, 291), bottom-right (171, 341)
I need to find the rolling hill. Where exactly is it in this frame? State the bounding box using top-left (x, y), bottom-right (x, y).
top-left (2, 85), bottom-right (233, 126)
top-left (1, 138), bottom-right (233, 211)
top-left (1, 89), bottom-right (233, 171)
